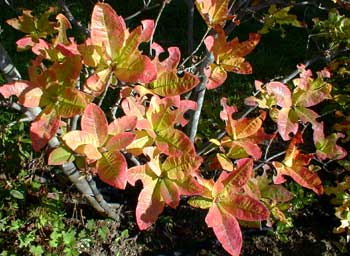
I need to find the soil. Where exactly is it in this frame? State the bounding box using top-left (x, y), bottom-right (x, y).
top-left (87, 182), bottom-right (350, 256)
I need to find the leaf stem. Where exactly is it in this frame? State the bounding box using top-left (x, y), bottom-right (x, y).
top-left (125, 3), bottom-right (161, 21)
top-left (57, 0), bottom-right (90, 36)
top-left (180, 27), bottom-right (211, 68)
top-left (149, 0), bottom-right (169, 56)
top-left (254, 151), bottom-right (286, 171)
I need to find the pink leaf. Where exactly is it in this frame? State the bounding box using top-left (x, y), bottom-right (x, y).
top-left (81, 103), bottom-right (108, 146)
top-left (0, 81), bottom-right (31, 98)
top-left (91, 3), bottom-right (126, 58)
top-left (108, 115), bottom-right (138, 136)
top-left (266, 81), bottom-right (292, 108)
top-left (220, 97), bottom-right (238, 121)
top-left (277, 108), bottom-right (298, 141)
top-left (136, 180), bottom-right (165, 230)
top-left (205, 64), bottom-right (227, 90)
top-left (105, 132), bottom-right (135, 151)
top-left (30, 108), bottom-right (60, 151)
top-left (205, 204), bottom-right (242, 256)
top-left (140, 20), bottom-right (154, 42)
top-left (96, 150), bottom-right (128, 189)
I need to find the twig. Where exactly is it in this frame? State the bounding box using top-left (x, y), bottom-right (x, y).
top-left (0, 43), bottom-right (21, 81)
top-left (70, 115), bottom-right (80, 131)
top-left (254, 151), bottom-right (286, 171)
top-left (110, 97), bottom-right (122, 120)
top-left (196, 48), bottom-right (350, 156)
top-left (180, 27), bottom-right (211, 68)
top-left (0, 43), bottom-right (121, 222)
top-left (184, 0), bottom-right (194, 56)
top-left (125, 3), bottom-right (161, 21)
top-left (98, 84), bottom-right (110, 107)
top-left (127, 153), bottom-right (141, 166)
top-left (264, 133), bottom-right (277, 160)
top-left (149, 0), bottom-right (169, 56)
top-left (57, 0), bottom-right (90, 37)
top-left (187, 52), bottom-right (213, 142)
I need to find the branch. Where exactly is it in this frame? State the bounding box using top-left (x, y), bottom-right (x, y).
top-left (125, 3), bottom-right (161, 21)
top-left (57, 0), bottom-right (90, 37)
top-left (254, 151), bottom-right (286, 171)
top-left (196, 48), bottom-right (350, 156)
top-left (149, 0), bottom-right (169, 56)
top-left (180, 27), bottom-right (211, 68)
top-left (0, 43), bottom-right (21, 81)
top-left (0, 43), bottom-right (120, 221)
top-left (187, 51), bottom-right (213, 142)
top-left (184, 0), bottom-right (194, 56)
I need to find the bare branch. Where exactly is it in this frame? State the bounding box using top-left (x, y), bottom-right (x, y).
top-left (149, 0), bottom-right (169, 56)
top-left (187, 51), bottom-right (213, 142)
top-left (125, 3), bottom-right (161, 21)
top-left (0, 42), bottom-right (121, 221)
top-left (0, 43), bottom-right (21, 81)
top-left (184, 0), bottom-right (194, 55)
top-left (180, 27), bottom-right (211, 68)
top-left (57, 0), bottom-right (90, 37)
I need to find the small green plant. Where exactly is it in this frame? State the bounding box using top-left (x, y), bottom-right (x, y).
top-left (1, 1), bottom-right (350, 255)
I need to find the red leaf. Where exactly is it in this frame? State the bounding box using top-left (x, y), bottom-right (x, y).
top-left (108, 115), bottom-right (138, 136)
top-left (222, 194), bottom-right (270, 221)
top-left (272, 136), bottom-right (324, 194)
top-left (221, 158), bottom-right (254, 189)
top-left (205, 204), bottom-right (242, 256)
top-left (105, 132), bottom-right (135, 151)
top-left (266, 82), bottom-right (292, 108)
top-left (30, 108), bottom-right (60, 151)
top-left (91, 3), bottom-right (126, 58)
top-left (204, 30), bottom-right (260, 89)
top-left (0, 81), bottom-right (32, 98)
top-left (81, 103), bottom-right (108, 146)
top-left (96, 150), bottom-right (128, 189)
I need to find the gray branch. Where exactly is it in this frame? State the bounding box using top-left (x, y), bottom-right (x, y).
top-left (0, 42), bottom-right (120, 221)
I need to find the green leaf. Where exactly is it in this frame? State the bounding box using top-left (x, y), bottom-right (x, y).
top-left (96, 151), bottom-right (128, 190)
top-left (98, 226), bottom-right (109, 241)
top-left (188, 196), bottom-right (212, 209)
top-left (10, 190), bottom-right (24, 200)
top-left (148, 71), bottom-right (199, 96)
top-left (63, 229), bottom-right (76, 246)
top-left (48, 147), bottom-right (75, 165)
top-left (156, 128), bottom-right (195, 156)
top-left (258, 5), bottom-right (303, 37)
top-left (146, 45), bottom-right (199, 96)
top-left (29, 245), bottom-right (44, 256)
top-left (57, 88), bottom-right (89, 118)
